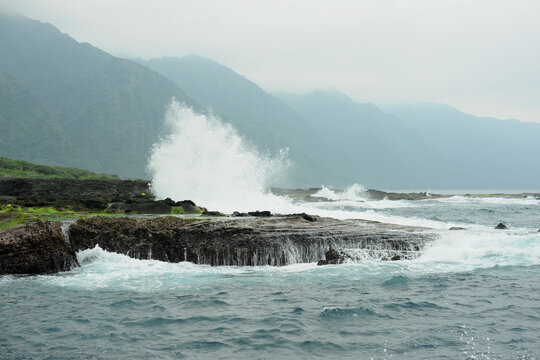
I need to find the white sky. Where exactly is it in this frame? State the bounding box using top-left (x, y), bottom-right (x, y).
top-left (2, 0), bottom-right (540, 122)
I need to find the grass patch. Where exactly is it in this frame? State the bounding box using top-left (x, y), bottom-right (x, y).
top-left (0, 204), bottom-right (122, 229)
top-left (171, 206), bottom-right (185, 215)
top-left (0, 156), bottom-right (119, 179)
top-left (0, 213), bottom-right (29, 229)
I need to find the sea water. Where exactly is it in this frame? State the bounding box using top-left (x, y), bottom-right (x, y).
top-left (2, 103), bottom-right (539, 359)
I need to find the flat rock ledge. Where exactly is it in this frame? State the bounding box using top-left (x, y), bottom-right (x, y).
top-left (68, 215), bottom-right (437, 266)
top-left (0, 215), bottom-right (438, 274)
top-left (0, 220), bottom-right (79, 275)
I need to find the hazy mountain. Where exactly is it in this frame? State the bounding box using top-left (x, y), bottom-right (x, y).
top-left (278, 90), bottom-right (540, 189)
top-left (143, 56), bottom-right (340, 185)
top-left (277, 90), bottom-right (450, 188)
top-left (0, 72), bottom-right (75, 165)
top-left (379, 103), bottom-right (540, 189)
top-left (0, 14), bottom-right (199, 179)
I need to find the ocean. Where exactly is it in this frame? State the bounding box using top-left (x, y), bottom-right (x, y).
top-left (2, 191), bottom-right (540, 359)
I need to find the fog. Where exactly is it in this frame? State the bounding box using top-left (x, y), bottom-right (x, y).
top-left (2, 0), bottom-right (539, 122)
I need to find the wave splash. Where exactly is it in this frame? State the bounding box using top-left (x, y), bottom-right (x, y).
top-left (147, 100), bottom-right (290, 213)
top-left (313, 184), bottom-right (366, 201)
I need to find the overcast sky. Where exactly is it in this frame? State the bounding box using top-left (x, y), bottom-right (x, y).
top-left (2, 0), bottom-right (540, 122)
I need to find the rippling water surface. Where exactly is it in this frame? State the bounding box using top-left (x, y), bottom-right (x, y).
top-left (1, 193), bottom-right (540, 359)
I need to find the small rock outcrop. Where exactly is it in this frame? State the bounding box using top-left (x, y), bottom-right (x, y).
top-left (0, 220), bottom-right (79, 275)
top-left (232, 211), bottom-right (272, 217)
top-left (449, 227), bottom-right (466, 230)
top-left (495, 223), bottom-right (508, 230)
top-left (317, 248), bottom-right (347, 265)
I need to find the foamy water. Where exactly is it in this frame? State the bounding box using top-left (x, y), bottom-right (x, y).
top-left (148, 101), bottom-right (290, 213)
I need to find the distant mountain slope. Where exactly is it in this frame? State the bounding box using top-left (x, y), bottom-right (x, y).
top-left (379, 103), bottom-right (540, 188)
top-left (143, 56), bottom-right (339, 185)
top-left (277, 91), bottom-right (449, 188)
top-left (279, 90), bottom-right (540, 189)
top-left (0, 72), bottom-right (74, 165)
top-left (0, 14), bottom-right (199, 179)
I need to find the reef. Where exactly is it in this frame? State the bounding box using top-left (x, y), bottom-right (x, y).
top-left (67, 215), bottom-right (436, 266)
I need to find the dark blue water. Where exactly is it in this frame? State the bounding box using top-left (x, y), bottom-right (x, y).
top-left (1, 195), bottom-right (540, 359)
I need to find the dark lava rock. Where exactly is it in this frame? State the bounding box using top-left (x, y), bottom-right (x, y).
top-left (0, 220), bottom-right (79, 275)
top-left (248, 211), bottom-right (272, 217)
top-left (300, 213), bottom-right (315, 222)
top-left (0, 177), bottom-right (152, 210)
top-left (175, 200), bottom-right (198, 214)
top-left (110, 200), bottom-right (172, 214)
top-left (232, 211), bottom-right (248, 217)
top-left (83, 199), bottom-right (109, 210)
top-left (495, 223), bottom-right (508, 230)
top-left (109, 199), bottom-right (200, 215)
top-left (0, 195), bottom-right (16, 203)
top-left (449, 227), bottom-right (466, 230)
top-left (202, 210), bottom-right (224, 216)
top-left (162, 197), bottom-right (176, 206)
top-left (232, 211), bottom-right (273, 217)
top-left (317, 248), bottom-right (346, 265)
top-left (68, 216), bottom-right (437, 266)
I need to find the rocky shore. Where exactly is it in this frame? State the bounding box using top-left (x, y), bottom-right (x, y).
top-left (0, 214), bottom-right (436, 274)
top-left (68, 215), bottom-right (435, 266)
top-left (0, 177), bottom-right (440, 275)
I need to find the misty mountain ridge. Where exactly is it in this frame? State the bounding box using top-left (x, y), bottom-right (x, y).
top-left (1, 13), bottom-right (539, 188)
top-left (0, 13), bottom-right (200, 179)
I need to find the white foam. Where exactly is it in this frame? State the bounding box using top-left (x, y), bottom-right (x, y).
top-left (413, 229), bottom-right (540, 272)
top-left (148, 101), bottom-right (291, 213)
top-left (435, 195), bottom-right (540, 206)
top-left (313, 184), bottom-right (367, 201)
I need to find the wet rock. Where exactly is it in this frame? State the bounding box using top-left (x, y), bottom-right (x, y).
top-left (317, 248), bottom-right (347, 265)
top-left (0, 220), bottom-right (79, 275)
top-left (449, 227), bottom-right (466, 230)
top-left (68, 216), bottom-right (437, 266)
top-left (300, 213), bottom-right (315, 222)
top-left (495, 223), bottom-right (507, 230)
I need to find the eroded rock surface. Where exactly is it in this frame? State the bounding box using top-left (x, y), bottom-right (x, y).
top-left (0, 220), bottom-right (79, 275)
top-left (68, 215), bottom-right (437, 266)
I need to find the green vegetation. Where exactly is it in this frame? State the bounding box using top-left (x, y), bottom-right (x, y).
top-left (0, 203), bottom-right (120, 229)
top-left (0, 204), bottom-right (73, 229)
top-left (0, 156), bottom-right (119, 179)
top-left (170, 206), bottom-right (185, 215)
